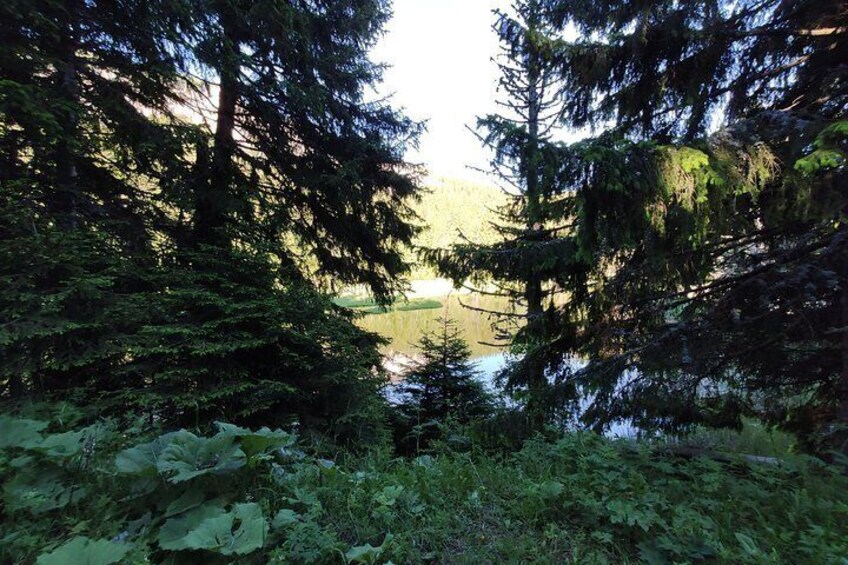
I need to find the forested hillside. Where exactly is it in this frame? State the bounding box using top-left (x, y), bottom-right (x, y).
top-left (306, 178), bottom-right (508, 287)
top-left (406, 178), bottom-right (509, 279)
top-left (1, 0), bottom-right (846, 563)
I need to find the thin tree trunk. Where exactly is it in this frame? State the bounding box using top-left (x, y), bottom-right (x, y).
top-left (0, 131), bottom-right (19, 183)
top-left (837, 281), bottom-right (848, 427)
top-left (524, 0), bottom-right (546, 428)
top-left (55, 0), bottom-right (80, 230)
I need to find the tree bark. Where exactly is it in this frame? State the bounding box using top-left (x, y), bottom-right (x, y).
top-left (524, 0), bottom-right (547, 428)
top-left (55, 0), bottom-right (81, 230)
top-left (837, 279), bottom-right (848, 427)
top-left (194, 8), bottom-right (240, 248)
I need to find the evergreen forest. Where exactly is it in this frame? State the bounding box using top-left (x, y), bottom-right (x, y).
top-left (1, 1), bottom-right (847, 563)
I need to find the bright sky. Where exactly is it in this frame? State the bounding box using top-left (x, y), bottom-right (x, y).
top-left (370, 0), bottom-right (511, 183)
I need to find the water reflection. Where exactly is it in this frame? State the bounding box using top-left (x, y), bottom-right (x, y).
top-left (357, 293), bottom-right (514, 358)
top-left (473, 352), bottom-right (510, 387)
top-left (359, 292), bottom-right (637, 438)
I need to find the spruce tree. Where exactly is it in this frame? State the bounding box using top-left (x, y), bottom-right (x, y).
top-left (0, 0), bottom-right (191, 404)
top-left (1, 0), bottom-right (423, 436)
top-left (129, 0), bottom-right (422, 427)
top-left (524, 0), bottom-right (848, 448)
top-left (180, 0), bottom-right (421, 297)
top-left (425, 0), bottom-right (571, 425)
top-left (398, 317), bottom-right (492, 448)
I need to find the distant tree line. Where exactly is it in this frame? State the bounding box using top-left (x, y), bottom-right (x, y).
top-left (409, 178), bottom-right (509, 279)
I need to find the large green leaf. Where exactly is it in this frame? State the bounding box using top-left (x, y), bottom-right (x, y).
top-left (35, 536), bottom-right (129, 565)
top-left (115, 431), bottom-right (181, 476)
top-left (0, 417), bottom-right (47, 449)
top-left (215, 422), bottom-right (294, 457)
top-left (158, 431), bottom-right (246, 483)
top-left (3, 468), bottom-right (86, 514)
top-left (164, 489), bottom-right (208, 518)
top-left (271, 508), bottom-right (300, 529)
top-left (33, 430), bottom-right (85, 458)
top-left (345, 533), bottom-right (394, 564)
top-left (158, 502), bottom-right (267, 555)
top-left (373, 485), bottom-right (404, 507)
top-left (158, 503), bottom-right (227, 551)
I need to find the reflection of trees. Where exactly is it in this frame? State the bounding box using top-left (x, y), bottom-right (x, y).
top-left (359, 295), bottom-right (515, 357)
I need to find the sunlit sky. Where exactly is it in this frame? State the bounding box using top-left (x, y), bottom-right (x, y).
top-left (370, 1), bottom-right (588, 184)
top-left (370, 0), bottom-right (511, 183)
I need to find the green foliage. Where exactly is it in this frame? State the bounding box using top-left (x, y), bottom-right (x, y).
top-left (362, 299), bottom-right (443, 314)
top-left (345, 534), bottom-right (394, 564)
top-left (409, 178), bottom-right (510, 279)
top-left (35, 537), bottom-right (129, 565)
top-left (795, 121), bottom-right (848, 175)
top-left (335, 296), bottom-right (443, 315)
top-left (152, 430), bottom-right (248, 483)
top-left (6, 414), bottom-right (846, 564)
top-left (425, 0), bottom-right (571, 425)
top-left (0, 416), bottom-right (47, 448)
top-left (394, 318), bottom-right (493, 452)
top-left (0, 0), bottom-right (419, 435)
top-left (0, 197), bottom-right (144, 405)
top-left (158, 502), bottom-right (267, 555)
top-left (465, 0), bottom-right (848, 448)
top-left (671, 419), bottom-right (796, 458)
top-left (540, 0), bottom-right (846, 138)
top-left (114, 246), bottom-right (389, 430)
top-left (1, 415), bottom-right (326, 563)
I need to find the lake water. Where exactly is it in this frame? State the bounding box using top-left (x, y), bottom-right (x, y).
top-left (357, 292), bottom-right (513, 387)
top-left (358, 291), bottom-right (638, 438)
top-left (357, 293), bottom-right (514, 358)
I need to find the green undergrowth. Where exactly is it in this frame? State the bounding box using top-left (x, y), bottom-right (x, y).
top-left (1, 412), bottom-right (847, 564)
top-left (669, 419), bottom-right (796, 458)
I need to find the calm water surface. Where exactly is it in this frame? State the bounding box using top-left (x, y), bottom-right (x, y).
top-left (357, 293), bottom-right (514, 358)
top-left (358, 293), bottom-right (514, 388)
top-left (358, 291), bottom-right (637, 437)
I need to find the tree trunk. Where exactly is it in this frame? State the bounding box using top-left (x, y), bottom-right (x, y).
top-left (55, 0), bottom-right (81, 230)
top-left (194, 8), bottom-right (240, 248)
top-left (837, 279), bottom-right (848, 427)
top-left (524, 0), bottom-right (547, 428)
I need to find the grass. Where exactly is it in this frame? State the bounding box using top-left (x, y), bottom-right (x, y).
top-left (321, 434), bottom-right (848, 564)
top-left (334, 296), bottom-right (381, 308)
top-left (669, 419), bottom-right (797, 457)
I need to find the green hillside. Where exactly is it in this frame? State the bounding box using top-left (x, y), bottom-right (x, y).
top-left (408, 178), bottom-right (511, 279)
